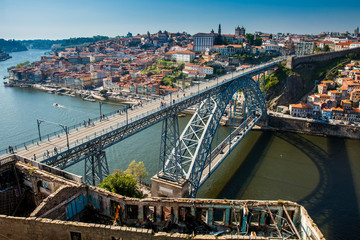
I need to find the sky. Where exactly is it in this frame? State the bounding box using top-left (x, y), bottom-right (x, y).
top-left (1, 0), bottom-right (360, 40)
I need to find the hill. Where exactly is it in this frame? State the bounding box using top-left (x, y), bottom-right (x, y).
top-left (0, 39), bottom-right (27, 52)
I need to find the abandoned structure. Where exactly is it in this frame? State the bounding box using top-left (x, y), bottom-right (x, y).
top-left (0, 155), bottom-right (324, 239)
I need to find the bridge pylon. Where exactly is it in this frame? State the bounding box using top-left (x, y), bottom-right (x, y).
top-left (84, 150), bottom-right (109, 186)
top-left (158, 114), bottom-right (181, 182)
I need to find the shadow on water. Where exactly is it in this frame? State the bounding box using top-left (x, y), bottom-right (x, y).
top-left (306, 137), bottom-right (359, 240)
top-left (275, 133), bottom-right (360, 240)
top-left (216, 131), bottom-right (274, 199)
top-left (216, 131), bottom-right (360, 240)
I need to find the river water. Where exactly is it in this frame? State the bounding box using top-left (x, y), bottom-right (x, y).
top-left (1, 49), bottom-right (359, 239)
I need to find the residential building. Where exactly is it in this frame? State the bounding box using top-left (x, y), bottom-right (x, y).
top-left (317, 84), bottom-right (328, 94)
top-left (321, 108), bottom-right (332, 119)
top-left (334, 42), bottom-right (351, 51)
top-left (289, 103), bottom-right (312, 117)
top-left (350, 89), bottom-right (360, 105)
top-left (328, 90), bottom-right (342, 102)
top-left (350, 42), bottom-right (360, 49)
top-left (211, 45), bottom-right (243, 55)
top-left (295, 41), bottom-right (315, 56)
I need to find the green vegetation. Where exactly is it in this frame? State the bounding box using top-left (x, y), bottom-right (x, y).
top-left (15, 61), bottom-right (30, 68)
top-left (142, 60), bottom-right (185, 86)
top-left (266, 53), bottom-right (360, 106)
top-left (61, 35), bottom-right (109, 47)
top-left (0, 39), bottom-right (27, 52)
top-left (19, 39), bottom-right (64, 49)
top-left (245, 33), bottom-right (255, 45)
top-left (98, 170), bottom-right (143, 198)
top-left (254, 37), bottom-right (263, 46)
top-left (98, 160), bottom-right (148, 198)
top-left (230, 53), bottom-right (279, 65)
top-left (100, 89), bottom-right (108, 95)
top-left (124, 160), bottom-right (148, 184)
top-left (265, 63), bottom-right (299, 92)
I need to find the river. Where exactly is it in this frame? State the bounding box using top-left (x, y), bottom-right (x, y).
top-left (1, 49), bottom-right (359, 239)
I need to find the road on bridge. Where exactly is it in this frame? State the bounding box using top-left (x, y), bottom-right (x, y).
top-left (5, 58), bottom-right (284, 163)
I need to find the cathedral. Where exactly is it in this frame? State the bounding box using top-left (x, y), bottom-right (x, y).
top-left (235, 26), bottom-right (246, 37)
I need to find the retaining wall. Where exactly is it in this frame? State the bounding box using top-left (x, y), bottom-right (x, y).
top-left (286, 47), bottom-right (360, 69)
top-left (267, 116), bottom-right (360, 139)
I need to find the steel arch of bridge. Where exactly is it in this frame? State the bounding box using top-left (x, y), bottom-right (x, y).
top-left (158, 76), bottom-right (266, 197)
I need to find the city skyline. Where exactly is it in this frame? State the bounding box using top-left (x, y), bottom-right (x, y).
top-left (1, 0), bottom-right (360, 40)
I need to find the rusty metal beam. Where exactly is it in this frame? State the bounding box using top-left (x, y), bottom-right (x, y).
top-left (283, 205), bottom-right (301, 239)
top-left (266, 204), bottom-right (282, 238)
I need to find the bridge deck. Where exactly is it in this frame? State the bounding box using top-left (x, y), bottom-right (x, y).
top-left (199, 115), bottom-right (260, 186)
top-left (2, 58), bottom-right (284, 164)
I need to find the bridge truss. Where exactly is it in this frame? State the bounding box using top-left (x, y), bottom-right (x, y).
top-left (157, 75), bottom-right (266, 197)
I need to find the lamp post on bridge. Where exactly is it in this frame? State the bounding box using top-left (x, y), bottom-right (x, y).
top-left (99, 102), bottom-right (103, 116)
top-left (37, 119), bottom-right (70, 151)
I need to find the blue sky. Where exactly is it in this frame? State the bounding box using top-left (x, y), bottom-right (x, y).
top-left (1, 0), bottom-right (360, 40)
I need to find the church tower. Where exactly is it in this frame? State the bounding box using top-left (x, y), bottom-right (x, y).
top-left (235, 26), bottom-right (241, 36)
top-left (240, 26), bottom-right (246, 36)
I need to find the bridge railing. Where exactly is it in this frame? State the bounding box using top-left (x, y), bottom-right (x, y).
top-left (0, 58), bottom-right (284, 157)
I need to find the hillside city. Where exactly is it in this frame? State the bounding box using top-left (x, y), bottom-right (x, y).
top-left (4, 25), bottom-right (360, 125)
top-left (2, 11), bottom-right (360, 238)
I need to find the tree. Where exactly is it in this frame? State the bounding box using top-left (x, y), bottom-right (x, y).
top-left (100, 89), bottom-right (108, 95)
top-left (98, 171), bottom-right (142, 198)
top-left (124, 160), bottom-right (148, 184)
top-left (135, 161), bottom-right (148, 184)
top-left (254, 37), bottom-right (262, 46)
top-left (15, 61), bottom-right (30, 68)
top-left (323, 45), bottom-right (330, 52)
top-left (245, 33), bottom-right (255, 45)
top-left (124, 160), bottom-right (136, 176)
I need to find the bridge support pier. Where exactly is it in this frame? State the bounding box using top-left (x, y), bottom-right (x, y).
top-left (158, 114), bottom-right (181, 182)
top-left (151, 175), bottom-right (190, 198)
top-left (84, 150), bottom-right (109, 186)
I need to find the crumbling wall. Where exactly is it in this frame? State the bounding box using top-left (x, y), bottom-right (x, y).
top-left (31, 185), bottom-right (87, 220)
top-left (0, 215), bottom-right (156, 240)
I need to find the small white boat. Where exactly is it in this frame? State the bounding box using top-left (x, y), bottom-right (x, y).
top-left (53, 103), bottom-right (59, 107)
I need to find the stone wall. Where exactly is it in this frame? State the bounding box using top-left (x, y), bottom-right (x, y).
top-left (0, 215), bottom-right (157, 240)
top-left (267, 116), bottom-right (360, 139)
top-left (286, 47), bottom-right (360, 69)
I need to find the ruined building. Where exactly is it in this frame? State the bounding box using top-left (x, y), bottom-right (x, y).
top-left (0, 155), bottom-right (324, 240)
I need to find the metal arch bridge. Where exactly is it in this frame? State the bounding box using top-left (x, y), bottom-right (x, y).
top-left (4, 58), bottom-right (284, 189)
top-left (158, 72), bottom-right (267, 197)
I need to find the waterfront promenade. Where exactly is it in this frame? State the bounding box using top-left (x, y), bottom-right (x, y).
top-left (2, 58), bottom-right (284, 164)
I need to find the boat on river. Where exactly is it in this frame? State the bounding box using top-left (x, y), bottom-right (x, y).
top-left (91, 93), bottom-right (106, 101)
top-left (3, 82), bottom-right (14, 87)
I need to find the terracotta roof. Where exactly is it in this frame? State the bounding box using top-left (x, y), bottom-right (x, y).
top-left (290, 103), bottom-right (312, 109)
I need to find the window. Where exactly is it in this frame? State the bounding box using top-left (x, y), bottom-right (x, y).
top-left (70, 231), bottom-right (81, 240)
top-left (126, 205), bottom-right (138, 220)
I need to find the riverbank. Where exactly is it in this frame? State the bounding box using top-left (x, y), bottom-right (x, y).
top-left (29, 83), bottom-right (147, 105)
top-left (0, 52), bottom-right (11, 62)
top-left (262, 115), bottom-right (360, 139)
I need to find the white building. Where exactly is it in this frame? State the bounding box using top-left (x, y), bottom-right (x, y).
top-left (193, 33), bottom-right (216, 52)
top-left (165, 50), bottom-right (195, 62)
top-left (350, 42), bottom-right (360, 49)
top-left (183, 64), bottom-right (213, 78)
top-left (103, 78), bottom-right (121, 92)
